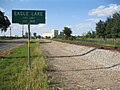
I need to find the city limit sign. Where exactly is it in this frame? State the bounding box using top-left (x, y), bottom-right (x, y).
top-left (12, 10), bottom-right (45, 24)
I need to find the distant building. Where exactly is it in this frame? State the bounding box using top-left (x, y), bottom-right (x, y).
top-left (59, 31), bottom-right (64, 37)
top-left (15, 35), bottom-right (18, 37)
top-left (25, 32), bottom-right (28, 37)
top-left (25, 32), bottom-right (31, 37)
top-left (52, 29), bottom-right (58, 37)
top-left (42, 29), bottom-right (59, 38)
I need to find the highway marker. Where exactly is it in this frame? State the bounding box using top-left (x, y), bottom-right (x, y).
top-left (12, 10), bottom-right (46, 69)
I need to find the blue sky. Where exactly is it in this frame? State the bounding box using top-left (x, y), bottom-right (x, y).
top-left (0, 0), bottom-right (120, 36)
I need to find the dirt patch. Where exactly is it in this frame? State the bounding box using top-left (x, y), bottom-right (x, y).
top-left (40, 39), bottom-right (120, 90)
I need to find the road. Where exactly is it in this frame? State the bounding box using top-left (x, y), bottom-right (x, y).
top-left (0, 39), bottom-right (27, 51)
top-left (41, 39), bottom-right (120, 90)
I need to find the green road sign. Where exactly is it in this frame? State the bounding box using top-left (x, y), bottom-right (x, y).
top-left (12, 10), bottom-right (45, 24)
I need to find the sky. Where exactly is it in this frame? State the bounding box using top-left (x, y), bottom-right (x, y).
top-left (0, 0), bottom-right (120, 37)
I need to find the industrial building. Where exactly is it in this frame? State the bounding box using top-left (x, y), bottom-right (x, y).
top-left (42, 29), bottom-right (59, 38)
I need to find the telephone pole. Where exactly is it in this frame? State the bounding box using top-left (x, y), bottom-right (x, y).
top-left (22, 25), bottom-right (24, 37)
top-left (10, 27), bottom-right (11, 37)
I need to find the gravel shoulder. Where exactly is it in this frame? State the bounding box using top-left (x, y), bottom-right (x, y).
top-left (40, 39), bottom-right (120, 90)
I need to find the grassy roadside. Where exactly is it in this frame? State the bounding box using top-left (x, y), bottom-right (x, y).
top-left (53, 38), bottom-right (120, 47)
top-left (0, 42), bottom-right (48, 90)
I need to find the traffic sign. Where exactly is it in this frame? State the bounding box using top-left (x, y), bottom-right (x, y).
top-left (12, 10), bottom-right (46, 69)
top-left (12, 10), bottom-right (45, 24)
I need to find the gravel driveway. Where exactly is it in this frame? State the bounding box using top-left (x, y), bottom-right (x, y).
top-left (40, 39), bottom-right (120, 90)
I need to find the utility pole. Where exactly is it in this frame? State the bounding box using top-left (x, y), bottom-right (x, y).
top-left (10, 27), bottom-right (11, 37)
top-left (22, 25), bottom-right (24, 37)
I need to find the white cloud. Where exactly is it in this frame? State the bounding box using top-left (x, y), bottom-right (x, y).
top-left (0, 8), bottom-right (11, 22)
top-left (89, 4), bottom-right (120, 16)
top-left (37, 24), bottom-right (46, 28)
top-left (85, 18), bottom-right (100, 23)
top-left (30, 24), bottom-right (48, 35)
top-left (31, 24), bottom-right (46, 29)
top-left (69, 23), bottom-right (94, 36)
top-left (5, 24), bottom-right (47, 37)
top-left (0, 7), bottom-right (5, 12)
top-left (76, 23), bottom-right (92, 29)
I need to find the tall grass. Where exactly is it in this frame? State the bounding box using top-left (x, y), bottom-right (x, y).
top-left (17, 44), bottom-right (48, 90)
top-left (0, 42), bottom-right (48, 90)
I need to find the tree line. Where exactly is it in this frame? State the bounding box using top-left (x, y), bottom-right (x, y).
top-left (57, 11), bottom-right (120, 40)
top-left (85, 11), bottom-right (120, 39)
top-left (0, 10), bottom-right (11, 32)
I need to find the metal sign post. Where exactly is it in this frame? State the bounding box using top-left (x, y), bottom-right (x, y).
top-left (28, 23), bottom-right (31, 69)
top-left (12, 10), bottom-right (45, 69)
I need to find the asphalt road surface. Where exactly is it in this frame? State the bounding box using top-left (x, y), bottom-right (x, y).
top-left (0, 39), bottom-right (27, 51)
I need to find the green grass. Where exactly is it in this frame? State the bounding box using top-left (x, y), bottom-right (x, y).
top-left (0, 42), bottom-right (48, 90)
top-left (53, 38), bottom-right (120, 47)
top-left (77, 39), bottom-right (120, 47)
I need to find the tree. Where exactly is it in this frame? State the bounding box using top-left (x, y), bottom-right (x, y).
top-left (91, 31), bottom-right (96, 38)
top-left (33, 33), bottom-right (37, 37)
top-left (111, 12), bottom-right (120, 39)
top-left (105, 16), bottom-right (113, 38)
top-left (0, 10), bottom-right (11, 32)
top-left (37, 35), bottom-right (41, 39)
top-left (85, 11), bottom-right (120, 39)
top-left (85, 30), bottom-right (96, 38)
top-left (63, 27), bottom-right (72, 38)
top-left (86, 31), bottom-right (92, 38)
top-left (96, 20), bottom-right (106, 40)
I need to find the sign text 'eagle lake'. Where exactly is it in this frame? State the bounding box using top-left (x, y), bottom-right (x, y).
top-left (12, 10), bottom-right (45, 24)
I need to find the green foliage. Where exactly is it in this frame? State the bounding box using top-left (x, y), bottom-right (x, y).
top-left (33, 33), bottom-right (37, 37)
top-left (0, 44), bottom-right (28, 89)
top-left (17, 45), bottom-right (48, 90)
top-left (85, 30), bottom-right (96, 38)
top-left (85, 11), bottom-right (120, 39)
top-left (111, 12), bottom-right (120, 38)
top-left (96, 20), bottom-right (106, 39)
top-left (63, 27), bottom-right (72, 38)
top-left (45, 36), bottom-right (51, 39)
top-left (36, 35), bottom-right (41, 39)
top-left (0, 43), bottom-right (48, 90)
top-left (68, 36), bottom-right (76, 40)
top-left (105, 16), bottom-right (113, 38)
top-left (78, 39), bottom-right (120, 47)
top-left (0, 11), bottom-right (11, 32)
